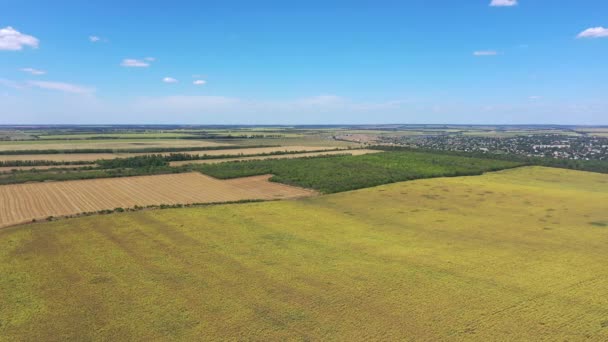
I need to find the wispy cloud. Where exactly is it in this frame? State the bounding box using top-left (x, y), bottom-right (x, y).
top-left (1, 78), bottom-right (94, 94)
top-left (144, 57), bottom-right (155, 61)
top-left (529, 96), bottom-right (542, 100)
top-left (473, 50), bottom-right (498, 56)
top-left (121, 58), bottom-right (151, 67)
top-left (27, 81), bottom-right (95, 94)
top-left (163, 77), bottom-right (178, 83)
top-left (0, 78), bottom-right (26, 90)
top-left (89, 36), bottom-right (101, 42)
top-left (577, 27), bottom-right (608, 39)
top-left (490, 0), bottom-right (518, 7)
top-left (193, 80), bottom-right (207, 85)
top-left (20, 68), bottom-right (46, 75)
top-left (0, 26), bottom-right (39, 51)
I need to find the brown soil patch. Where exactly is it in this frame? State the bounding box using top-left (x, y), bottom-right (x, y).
top-left (0, 172), bottom-right (315, 229)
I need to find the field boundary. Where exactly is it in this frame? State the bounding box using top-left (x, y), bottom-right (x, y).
top-left (0, 199), bottom-right (277, 232)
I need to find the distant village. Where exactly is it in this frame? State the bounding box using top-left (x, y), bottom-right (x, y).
top-left (394, 135), bottom-right (608, 161)
top-left (335, 133), bottom-right (608, 161)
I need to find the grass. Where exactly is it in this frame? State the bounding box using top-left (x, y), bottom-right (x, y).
top-left (195, 151), bottom-right (523, 193)
top-left (1, 166), bottom-right (607, 340)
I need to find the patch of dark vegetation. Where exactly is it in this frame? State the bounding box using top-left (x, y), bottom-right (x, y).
top-left (0, 160), bottom-right (91, 167)
top-left (0, 145), bottom-right (276, 156)
top-left (589, 221), bottom-right (608, 228)
top-left (0, 166), bottom-right (184, 185)
top-left (194, 151), bottom-right (522, 194)
top-left (97, 154), bottom-right (169, 169)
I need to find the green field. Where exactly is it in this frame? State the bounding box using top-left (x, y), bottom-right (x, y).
top-left (195, 151), bottom-right (522, 193)
top-left (1, 166), bottom-right (607, 340)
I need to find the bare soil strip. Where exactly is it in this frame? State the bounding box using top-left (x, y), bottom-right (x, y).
top-left (0, 146), bottom-right (340, 163)
top-left (0, 172), bottom-right (315, 228)
top-left (170, 149), bottom-right (382, 166)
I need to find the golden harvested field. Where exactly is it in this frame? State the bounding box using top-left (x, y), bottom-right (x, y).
top-left (0, 145), bottom-right (340, 163)
top-left (0, 139), bottom-right (229, 151)
top-left (170, 149), bottom-right (381, 166)
top-left (0, 173), bottom-right (314, 228)
top-left (1, 166), bottom-right (608, 340)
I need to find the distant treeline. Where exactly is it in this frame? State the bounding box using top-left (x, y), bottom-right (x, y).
top-left (96, 148), bottom-right (344, 169)
top-left (0, 166), bottom-right (184, 186)
top-left (96, 155), bottom-right (169, 169)
top-left (370, 146), bottom-right (608, 174)
top-left (0, 145), bottom-right (276, 155)
top-left (0, 160), bottom-right (92, 167)
top-left (16, 134), bottom-right (285, 142)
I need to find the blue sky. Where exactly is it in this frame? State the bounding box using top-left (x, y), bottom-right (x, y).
top-left (1, 0), bottom-right (607, 124)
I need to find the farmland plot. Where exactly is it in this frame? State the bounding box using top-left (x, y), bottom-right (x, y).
top-left (0, 145), bottom-right (341, 163)
top-left (0, 173), bottom-right (314, 228)
top-left (170, 149), bottom-right (380, 166)
top-left (1, 167), bottom-right (608, 340)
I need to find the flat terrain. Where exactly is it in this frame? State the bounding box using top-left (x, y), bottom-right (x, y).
top-left (0, 173), bottom-right (314, 228)
top-left (37, 133), bottom-right (201, 140)
top-left (0, 139), bottom-right (229, 152)
top-left (170, 149), bottom-right (380, 166)
top-left (1, 166), bottom-right (607, 340)
top-left (0, 145), bottom-right (339, 163)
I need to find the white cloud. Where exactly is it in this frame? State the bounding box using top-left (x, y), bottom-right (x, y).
top-left (89, 36), bottom-right (101, 42)
top-left (490, 0), bottom-right (518, 7)
top-left (121, 58), bottom-right (151, 67)
top-left (473, 50), bottom-right (498, 56)
top-left (0, 26), bottom-right (39, 51)
top-left (577, 27), bottom-right (608, 39)
top-left (20, 68), bottom-right (46, 75)
top-left (163, 77), bottom-right (178, 83)
top-left (193, 80), bottom-right (207, 85)
top-left (144, 57), bottom-right (155, 61)
top-left (27, 81), bottom-right (95, 94)
top-left (529, 96), bottom-right (541, 100)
